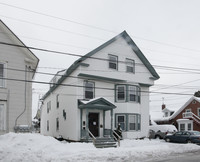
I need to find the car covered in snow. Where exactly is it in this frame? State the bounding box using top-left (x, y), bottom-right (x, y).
top-left (164, 131), bottom-right (200, 144)
top-left (149, 124), bottom-right (177, 139)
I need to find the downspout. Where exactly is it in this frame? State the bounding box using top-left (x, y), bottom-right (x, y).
top-left (14, 65), bottom-right (28, 131)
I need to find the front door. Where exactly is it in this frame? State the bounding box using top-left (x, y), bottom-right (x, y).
top-left (89, 113), bottom-right (99, 137)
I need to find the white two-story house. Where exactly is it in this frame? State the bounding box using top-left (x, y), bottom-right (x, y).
top-left (0, 20), bottom-right (39, 134)
top-left (40, 31), bottom-right (159, 141)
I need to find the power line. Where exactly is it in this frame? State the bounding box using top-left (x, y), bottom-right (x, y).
top-left (2, 41), bottom-right (200, 74)
top-left (1, 2), bottom-right (200, 53)
top-left (2, 77), bottom-right (194, 96)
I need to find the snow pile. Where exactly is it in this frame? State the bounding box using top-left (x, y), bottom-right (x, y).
top-left (0, 133), bottom-right (200, 162)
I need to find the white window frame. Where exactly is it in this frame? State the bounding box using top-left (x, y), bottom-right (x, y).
top-left (116, 85), bottom-right (126, 102)
top-left (47, 101), bottom-right (51, 113)
top-left (180, 123), bottom-right (185, 131)
top-left (128, 86), bottom-right (136, 102)
top-left (0, 102), bottom-right (6, 131)
top-left (47, 120), bottom-right (49, 131)
top-left (116, 115), bottom-right (126, 131)
top-left (0, 62), bottom-right (6, 88)
top-left (129, 115), bottom-right (137, 131)
top-left (84, 81), bottom-right (95, 99)
top-left (198, 108), bottom-right (200, 116)
top-left (185, 109), bottom-right (191, 113)
top-left (56, 117), bottom-right (59, 131)
top-left (126, 58), bottom-right (135, 73)
top-left (108, 54), bottom-right (118, 70)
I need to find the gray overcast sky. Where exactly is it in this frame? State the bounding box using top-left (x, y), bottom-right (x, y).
top-left (0, 0), bottom-right (200, 118)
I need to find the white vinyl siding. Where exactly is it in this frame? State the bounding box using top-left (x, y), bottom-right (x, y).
top-left (108, 54), bottom-right (118, 70)
top-left (0, 104), bottom-right (6, 130)
top-left (126, 58), bottom-right (135, 73)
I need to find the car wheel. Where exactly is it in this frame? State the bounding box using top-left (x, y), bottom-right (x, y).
top-left (187, 140), bottom-right (192, 144)
top-left (165, 138), bottom-right (170, 142)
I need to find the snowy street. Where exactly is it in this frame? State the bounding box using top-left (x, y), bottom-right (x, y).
top-left (0, 133), bottom-right (200, 162)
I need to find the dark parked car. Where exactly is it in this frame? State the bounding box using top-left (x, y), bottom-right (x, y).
top-left (164, 131), bottom-right (200, 144)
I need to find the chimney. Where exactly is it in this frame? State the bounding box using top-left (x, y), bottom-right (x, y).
top-left (162, 104), bottom-right (166, 110)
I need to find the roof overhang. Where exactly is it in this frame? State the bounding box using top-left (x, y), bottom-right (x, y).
top-left (78, 97), bottom-right (116, 111)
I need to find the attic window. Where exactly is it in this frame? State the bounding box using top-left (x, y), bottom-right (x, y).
top-left (126, 58), bottom-right (135, 73)
top-left (192, 100), bottom-right (196, 104)
top-left (108, 54), bottom-right (118, 70)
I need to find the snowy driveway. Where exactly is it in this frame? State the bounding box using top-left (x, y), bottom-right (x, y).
top-left (0, 133), bottom-right (200, 162)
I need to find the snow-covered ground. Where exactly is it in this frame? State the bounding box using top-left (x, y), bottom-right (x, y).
top-left (0, 133), bottom-right (199, 162)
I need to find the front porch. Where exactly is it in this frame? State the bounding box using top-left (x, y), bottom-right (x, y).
top-left (78, 97), bottom-right (117, 140)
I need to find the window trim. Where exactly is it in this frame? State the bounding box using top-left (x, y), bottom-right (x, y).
top-left (56, 117), bottom-right (59, 131)
top-left (47, 101), bottom-right (51, 113)
top-left (108, 54), bottom-right (118, 70)
top-left (116, 114), bottom-right (126, 131)
top-left (47, 120), bottom-right (49, 131)
top-left (126, 58), bottom-right (135, 73)
top-left (116, 85), bottom-right (126, 102)
top-left (0, 102), bottom-right (6, 131)
top-left (115, 84), bottom-right (140, 103)
top-left (185, 109), bottom-right (191, 113)
top-left (115, 113), bottom-right (141, 132)
top-left (0, 62), bottom-right (6, 88)
top-left (84, 81), bottom-right (95, 99)
top-left (198, 108), bottom-right (200, 116)
top-left (56, 94), bottom-right (59, 108)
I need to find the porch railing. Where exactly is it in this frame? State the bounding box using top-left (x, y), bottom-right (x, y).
top-left (112, 130), bottom-right (121, 147)
top-left (183, 112), bottom-right (200, 124)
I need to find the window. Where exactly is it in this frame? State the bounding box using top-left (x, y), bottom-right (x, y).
top-left (129, 115), bottom-right (136, 130)
top-left (56, 94), bottom-right (59, 108)
top-left (185, 109), bottom-right (191, 113)
top-left (0, 104), bottom-right (6, 131)
top-left (180, 123), bottom-right (185, 131)
top-left (116, 115), bottom-right (126, 131)
top-left (188, 123), bottom-right (192, 131)
top-left (47, 101), bottom-right (51, 113)
top-left (116, 85), bottom-right (140, 103)
top-left (198, 108), bottom-right (200, 116)
top-left (56, 118), bottom-right (59, 131)
top-left (108, 54), bottom-right (118, 70)
top-left (116, 114), bottom-right (141, 131)
top-left (63, 109), bottom-right (66, 120)
top-left (126, 59), bottom-right (135, 73)
top-left (116, 85), bottom-right (126, 101)
top-left (0, 63), bottom-right (5, 88)
top-left (47, 120), bottom-right (49, 131)
top-left (165, 112), bottom-right (168, 117)
top-left (84, 81), bottom-right (94, 99)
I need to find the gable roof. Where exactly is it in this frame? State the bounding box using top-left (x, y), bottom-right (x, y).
top-left (169, 96), bottom-right (200, 120)
top-left (0, 20), bottom-right (39, 73)
top-left (78, 97), bottom-right (116, 111)
top-left (42, 30), bottom-right (159, 100)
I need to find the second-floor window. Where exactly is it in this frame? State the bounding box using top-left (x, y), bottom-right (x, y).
top-left (198, 108), bottom-right (200, 116)
top-left (116, 85), bottom-right (140, 103)
top-left (56, 118), bottom-right (59, 131)
top-left (47, 101), bottom-right (51, 113)
top-left (84, 81), bottom-right (95, 99)
top-left (108, 54), bottom-right (118, 70)
top-left (56, 94), bottom-right (59, 108)
top-left (126, 59), bottom-right (135, 73)
top-left (0, 63), bottom-right (5, 88)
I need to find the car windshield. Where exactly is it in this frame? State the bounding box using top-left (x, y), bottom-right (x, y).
top-left (190, 131), bottom-right (200, 135)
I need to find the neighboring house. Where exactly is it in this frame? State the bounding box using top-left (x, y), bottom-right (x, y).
top-left (0, 20), bottom-right (39, 134)
top-left (154, 96), bottom-right (200, 132)
top-left (161, 104), bottom-right (174, 118)
top-left (40, 31), bottom-right (159, 141)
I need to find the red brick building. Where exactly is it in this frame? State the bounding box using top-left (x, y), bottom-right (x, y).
top-left (154, 96), bottom-right (200, 131)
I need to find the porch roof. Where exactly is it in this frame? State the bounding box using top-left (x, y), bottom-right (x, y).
top-left (78, 97), bottom-right (116, 111)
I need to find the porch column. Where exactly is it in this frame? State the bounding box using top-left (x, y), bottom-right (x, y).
top-left (111, 109), bottom-right (113, 136)
top-left (86, 108), bottom-right (89, 139)
top-left (103, 110), bottom-right (105, 136)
